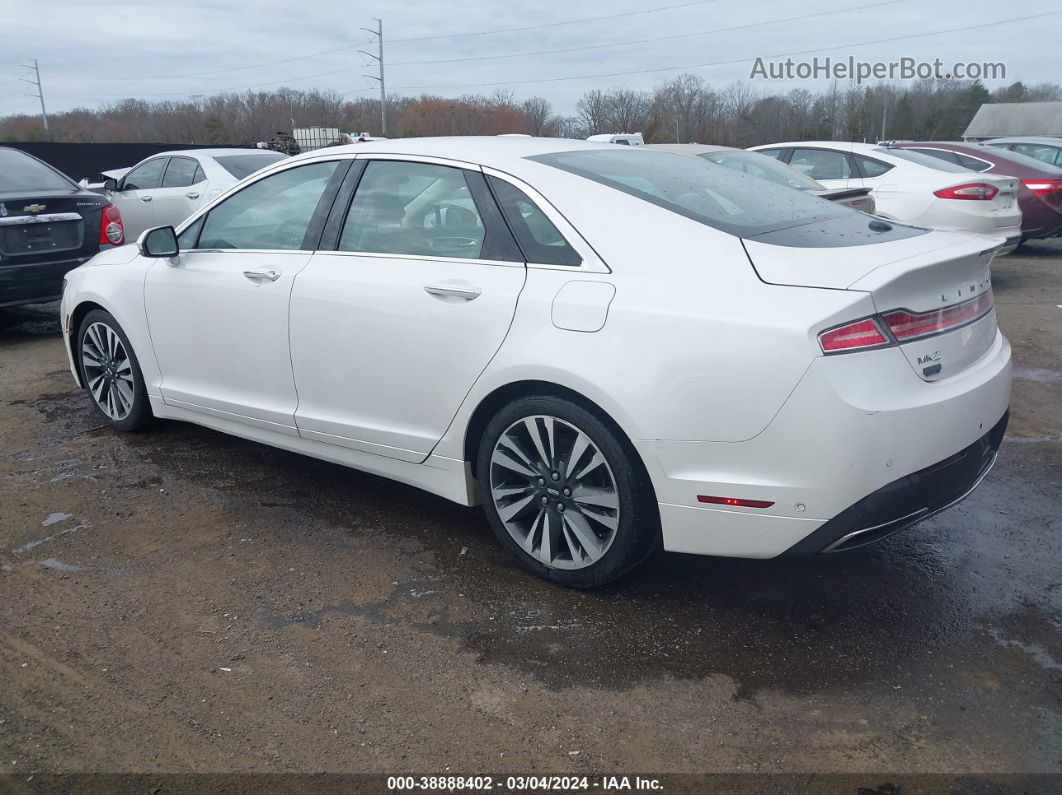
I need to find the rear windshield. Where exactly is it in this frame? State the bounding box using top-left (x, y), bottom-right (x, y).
top-left (214, 152), bottom-right (288, 179)
top-left (874, 147), bottom-right (970, 173)
top-left (698, 150), bottom-right (823, 192)
top-left (0, 148), bottom-right (76, 192)
top-left (529, 148), bottom-right (849, 237)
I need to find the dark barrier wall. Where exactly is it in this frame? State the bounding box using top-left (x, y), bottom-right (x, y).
top-left (3, 142), bottom-right (247, 183)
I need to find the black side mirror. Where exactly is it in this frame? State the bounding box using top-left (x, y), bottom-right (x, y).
top-left (103, 178), bottom-right (119, 191)
top-left (138, 226), bottom-right (179, 258)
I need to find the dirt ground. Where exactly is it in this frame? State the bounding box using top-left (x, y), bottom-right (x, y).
top-left (0, 240), bottom-right (1060, 783)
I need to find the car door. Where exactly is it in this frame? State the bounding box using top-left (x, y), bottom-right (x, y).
top-left (150, 156), bottom-right (207, 228)
top-left (144, 159), bottom-right (347, 433)
top-left (109, 157), bottom-right (166, 238)
top-left (787, 147), bottom-right (856, 189)
top-left (289, 156), bottom-right (527, 462)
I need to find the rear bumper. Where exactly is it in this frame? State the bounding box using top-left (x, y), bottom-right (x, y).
top-left (639, 328), bottom-right (1011, 559)
top-left (780, 409), bottom-right (1007, 556)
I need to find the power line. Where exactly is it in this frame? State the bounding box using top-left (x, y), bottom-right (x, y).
top-left (340, 9), bottom-right (1061, 94)
top-left (75, 0), bottom-right (725, 82)
top-left (55, 0), bottom-right (908, 99)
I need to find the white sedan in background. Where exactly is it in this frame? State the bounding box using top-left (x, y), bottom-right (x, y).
top-left (750, 141), bottom-right (1022, 253)
top-left (60, 138), bottom-right (1010, 586)
top-left (98, 148), bottom-right (288, 239)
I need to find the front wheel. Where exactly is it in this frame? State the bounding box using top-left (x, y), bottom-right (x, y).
top-left (477, 396), bottom-right (658, 587)
top-left (76, 309), bottom-right (153, 432)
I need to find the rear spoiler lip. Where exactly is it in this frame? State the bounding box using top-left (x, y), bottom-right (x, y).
top-left (816, 187), bottom-right (873, 201)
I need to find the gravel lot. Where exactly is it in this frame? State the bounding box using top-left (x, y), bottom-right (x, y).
top-left (0, 241), bottom-right (1060, 782)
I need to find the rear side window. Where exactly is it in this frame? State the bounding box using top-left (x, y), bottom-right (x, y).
top-left (853, 156), bottom-right (893, 178)
top-left (488, 176), bottom-right (581, 266)
top-left (214, 153), bottom-right (288, 179)
top-left (0, 148), bottom-right (75, 192)
top-left (123, 158), bottom-right (166, 190)
top-left (162, 157), bottom-right (204, 188)
top-left (789, 148), bottom-right (851, 180)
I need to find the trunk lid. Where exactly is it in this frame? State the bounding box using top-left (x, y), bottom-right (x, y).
top-left (0, 190), bottom-right (106, 264)
top-left (744, 229), bottom-right (1001, 381)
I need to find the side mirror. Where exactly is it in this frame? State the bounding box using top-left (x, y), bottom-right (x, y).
top-left (138, 226), bottom-right (179, 259)
top-left (103, 178), bottom-right (119, 191)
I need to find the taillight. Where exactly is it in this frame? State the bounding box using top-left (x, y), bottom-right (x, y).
top-left (99, 203), bottom-right (124, 245)
top-left (1022, 179), bottom-right (1062, 199)
top-left (933, 182), bottom-right (999, 200)
top-left (881, 290), bottom-right (994, 342)
top-left (817, 317), bottom-right (890, 353)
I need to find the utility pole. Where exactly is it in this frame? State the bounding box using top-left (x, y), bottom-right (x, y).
top-left (880, 92), bottom-right (888, 142)
top-left (359, 18), bottom-right (386, 136)
top-left (19, 58), bottom-right (49, 137)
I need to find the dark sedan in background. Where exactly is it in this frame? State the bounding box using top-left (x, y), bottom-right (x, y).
top-left (0, 147), bottom-right (124, 309)
top-left (887, 141), bottom-right (1062, 242)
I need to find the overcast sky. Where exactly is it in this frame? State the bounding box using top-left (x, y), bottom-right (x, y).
top-left (0, 0), bottom-right (1058, 119)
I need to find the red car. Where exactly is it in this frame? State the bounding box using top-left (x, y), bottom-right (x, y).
top-left (887, 141), bottom-right (1062, 242)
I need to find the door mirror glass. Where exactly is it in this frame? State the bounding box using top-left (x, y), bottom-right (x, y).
top-left (139, 226), bottom-right (179, 258)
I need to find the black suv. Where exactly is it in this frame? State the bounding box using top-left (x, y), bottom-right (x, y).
top-left (0, 147), bottom-right (124, 308)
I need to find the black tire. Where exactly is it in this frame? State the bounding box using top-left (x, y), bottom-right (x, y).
top-left (76, 309), bottom-right (153, 432)
top-left (476, 395), bottom-right (659, 588)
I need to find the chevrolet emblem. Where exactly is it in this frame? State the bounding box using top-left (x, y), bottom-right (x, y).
top-left (23, 203), bottom-right (46, 213)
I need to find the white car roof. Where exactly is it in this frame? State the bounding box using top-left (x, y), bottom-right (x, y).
top-left (283, 136), bottom-right (617, 173)
top-left (151, 148), bottom-right (278, 160)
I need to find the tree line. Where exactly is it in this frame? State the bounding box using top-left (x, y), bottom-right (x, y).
top-left (2, 76), bottom-right (1059, 146)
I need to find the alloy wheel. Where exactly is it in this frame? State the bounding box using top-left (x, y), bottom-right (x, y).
top-left (81, 321), bottom-right (135, 421)
top-left (489, 415), bottom-right (620, 570)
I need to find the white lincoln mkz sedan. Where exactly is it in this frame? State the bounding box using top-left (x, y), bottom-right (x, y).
top-left (60, 137), bottom-right (1011, 587)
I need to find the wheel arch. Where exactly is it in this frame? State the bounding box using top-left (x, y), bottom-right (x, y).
top-left (462, 380), bottom-right (656, 502)
top-left (68, 300), bottom-right (110, 388)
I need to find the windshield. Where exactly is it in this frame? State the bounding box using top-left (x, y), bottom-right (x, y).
top-left (529, 148), bottom-right (849, 237)
top-left (214, 152), bottom-right (288, 180)
top-left (0, 148), bottom-right (76, 192)
top-left (699, 150), bottom-right (823, 192)
top-left (875, 147), bottom-right (970, 173)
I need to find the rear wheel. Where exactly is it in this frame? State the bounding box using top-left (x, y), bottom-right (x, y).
top-left (77, 309), bottom-right (152, 432)
top-left (477, 395), bottom-right (658, 587)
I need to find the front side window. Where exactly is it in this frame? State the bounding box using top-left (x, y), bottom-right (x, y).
top-left (197, 161), bottom-right (339, 251)
top-left (162, 157), bottom-right (204, 188)
top-left (123, 158), bottom-right (166, 190)
top-left (339, 160), bottom-right (488, 259)
top-left (488, 176), bottom-right (581, 266)
top-left (789, 148), bottom-right (851, 180)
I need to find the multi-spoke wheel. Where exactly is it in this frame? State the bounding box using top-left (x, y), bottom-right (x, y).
top-left (76, 310), bottom-right (152, 431)
top-left (478, 396), bottom-right (659, 587)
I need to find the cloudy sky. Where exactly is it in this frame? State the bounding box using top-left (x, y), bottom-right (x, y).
top-left (0, 0), bottom-right (1057, 118)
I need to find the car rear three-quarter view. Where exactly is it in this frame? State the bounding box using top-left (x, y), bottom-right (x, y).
top-left (60, 139), bottom-right (1011, 587)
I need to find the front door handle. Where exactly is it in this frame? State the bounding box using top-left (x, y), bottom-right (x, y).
top-left (424, 284), bottom-right (481, 301)
top-left (140, 195), bottom-right (153, 202)
top-left (243, 269), bottom-right (281, 282)
top-left (185, 191), bottom-right (200, 200)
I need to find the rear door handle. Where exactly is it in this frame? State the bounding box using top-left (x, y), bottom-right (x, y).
top-left (243, 269), bottom-right (281, 282)
top-left (140, 195), bottom-right (153, 202)
top-left (424, 284), bottom-right (481, 301)
top-left (185, 191), bottom-right (200, 200)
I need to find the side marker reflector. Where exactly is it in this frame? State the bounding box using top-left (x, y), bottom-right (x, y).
top-left (698, 495), bottom-right (775, 509)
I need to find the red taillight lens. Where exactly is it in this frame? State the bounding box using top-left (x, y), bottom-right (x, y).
top-left (881, 290), bottom-right (994, 342)
top-left (817, 317), bottom-right (890, 353)
top-left (933, 182), bottom-right (999, 200)
top-left (697, 495), bottom-right (775, 509)
top-left (99, 203), bottom-right (124, 245)
top-left (1022, 179), bottom-right (1062, 199)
